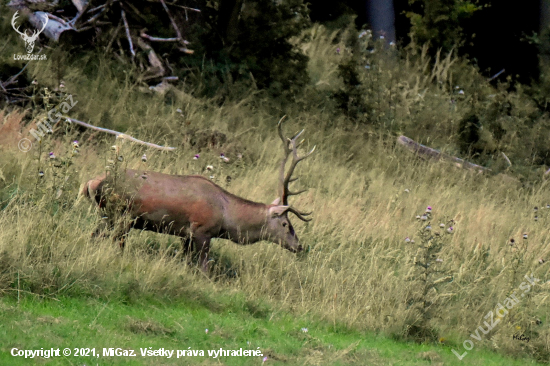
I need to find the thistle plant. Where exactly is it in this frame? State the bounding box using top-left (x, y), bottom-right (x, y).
top-left (404, 206), bottom-right (454, 342)
top-left (507, 236), bottom-right (528, 293)
top-left (90, 142), bottom-right (133, 242)
top-left (30, 84), bottom-right (80, 201)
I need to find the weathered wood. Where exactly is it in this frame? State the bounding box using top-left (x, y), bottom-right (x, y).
top-left (120, 9), bottom-right (135, 58)
top-left (159, 0), bottom-right (185, 45)
top-left (8, 0), bottom-right (59, 11)
top-left (136, 37), bottom-right (165, 80)
top-left (67, 117), bottom-right (176, 151)
top-left (84, 0), bottom-right (113, 25)
top-left (140, 32), bottom-right (184, 43)
top-left (397, 135), bottom-right (490, 173)
top-left (71, 0), bottom-right (88, 14)
top-left (28, 11), bottom-right (75, 42)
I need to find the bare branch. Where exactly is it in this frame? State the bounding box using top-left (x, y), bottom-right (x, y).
top-left (501, 152), bottom-right (512, 167)
top-left (69, 0), bottom-right (89, 25)
top-left (88, 4), bottom-right (106, 13)
top-left (140, 32), bottom-right (187, 43)
top-left (3, 62), bottom-right (29, 88)
top-left (165, 2), bottom-right (201, 13)
top-left (489, 69), bottom-right (505, 81)
top-left (121, 9), bottom-right (135, 58)
top-left (45, 13), bottom-right (69, 27)
top-left (159, 0), bottom-right (185, 46)
top-left (136, 37), bottom-right (165, 79)
top-left (67, 118), bottom-right (176, 151)
top-left (397, 135), bottom-right (490, 173)
top-left (84, 7), bottom-right (107, 24)
top-left (178, 47), bottom-right (194, 54)
top-left (72, 0), bottom-right (89, 14)
top-left (105, 19), bottom-right (122, 54)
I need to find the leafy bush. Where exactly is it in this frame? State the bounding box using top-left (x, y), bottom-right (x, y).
top-left (187, 0), bottom-right (311, 98)
top-left (406, 0), bottom-right (483, 53)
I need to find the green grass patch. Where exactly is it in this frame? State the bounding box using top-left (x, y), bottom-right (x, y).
top-left (0, 294), bottom-right (544, 365)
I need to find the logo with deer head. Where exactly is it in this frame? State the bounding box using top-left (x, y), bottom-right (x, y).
top-left (11, 11), bottom-right (48, 54)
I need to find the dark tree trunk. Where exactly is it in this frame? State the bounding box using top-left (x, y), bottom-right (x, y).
top-left (365, 0), bottom-right (396, 43)
top-left (218, 0), bottom-right (244, 44)
top-left (542, 0), bottom-right (550, 32)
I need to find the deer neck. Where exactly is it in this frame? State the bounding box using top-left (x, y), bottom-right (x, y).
top-left (224, 198), bottom-right (268, 244)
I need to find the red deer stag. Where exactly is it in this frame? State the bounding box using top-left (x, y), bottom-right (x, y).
top-left (82, 117), bottom-right (315, 271)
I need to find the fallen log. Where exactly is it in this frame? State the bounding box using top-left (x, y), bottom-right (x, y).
top-left (397, 135), bottom-right (490, 173)
top-left (29, 11), bottom-right (75, 42)
top-left (7, 0), bottom-right (198, 84)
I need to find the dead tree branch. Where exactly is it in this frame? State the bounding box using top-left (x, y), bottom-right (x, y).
top-left (121, 9), bottom-right (135, 58)
top-left (397, 135), bottom-right (490, 173)
top-left (140, 32), bottom-right (182, 43)
top-left (5, 0), bottom-right (199, 91)
top-left (67, 117), bottom-right (176, 151)
top-left (159, 0), bottom-right (185, 45)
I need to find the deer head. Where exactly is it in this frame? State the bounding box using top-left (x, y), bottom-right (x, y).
top-left (12, 11), bottom-right (48, 54)
top-left (265, 116), bottom-right (316, 252)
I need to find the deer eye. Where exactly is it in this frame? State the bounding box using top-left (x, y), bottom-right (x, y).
top-left (282, 222), bottom-right (287, 227)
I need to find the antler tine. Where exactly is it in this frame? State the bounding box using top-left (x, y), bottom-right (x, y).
top-left (277, 115), bottom-right (290, 150)
top-left (277, 115), bottom-right (288, 126)
top-left (291, 142), bottom-right (316, 163)
top-left (303, 145), bottom-right (316, 158)
top-left (291, 129), bottom-right (305, 143)
top-left (287, 188), bottom-right (307, 196)
top-left (277, 116), bottom-right (316, 208)
top-left (277, 116), bottom-right (291, 203)
top-left (286, 207), bottom-right (313, 222)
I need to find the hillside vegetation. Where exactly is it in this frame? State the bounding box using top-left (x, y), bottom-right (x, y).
top-left (2, 11), bottom-right (550, 364)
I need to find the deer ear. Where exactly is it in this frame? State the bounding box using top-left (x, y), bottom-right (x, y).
top-left (271, 197), bottom-right (281, 206)
top-left (268, 205), bottom-right (290, 217)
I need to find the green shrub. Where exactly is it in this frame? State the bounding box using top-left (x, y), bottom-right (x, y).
top-left (187, 0), bottom-right (311, 99)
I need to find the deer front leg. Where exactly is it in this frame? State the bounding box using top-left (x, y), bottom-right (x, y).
top-left (192, 234), bottom-right (211, 273)
top-left (112, 221), bottom-right (132, 249)
top-left (91, 215), bottom-right (114, 239)
top-left (178, 237), bottom-right (194, 265)
top-left (180, 237), bottom-right (194, 256)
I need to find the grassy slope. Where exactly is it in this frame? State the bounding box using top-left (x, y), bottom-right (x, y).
top-left (0, 295), bottom-right (543, 366)
top-left (1, 12), bottom-right (550, 366)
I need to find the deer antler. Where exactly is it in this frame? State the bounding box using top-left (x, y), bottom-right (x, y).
top-left (11, 11), bottom-right (26, 38)
top-left (277, 116), bottom-right (316, 222)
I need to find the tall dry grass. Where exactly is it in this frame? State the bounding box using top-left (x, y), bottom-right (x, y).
top-left (0, 24), bottom-right (550, 362)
